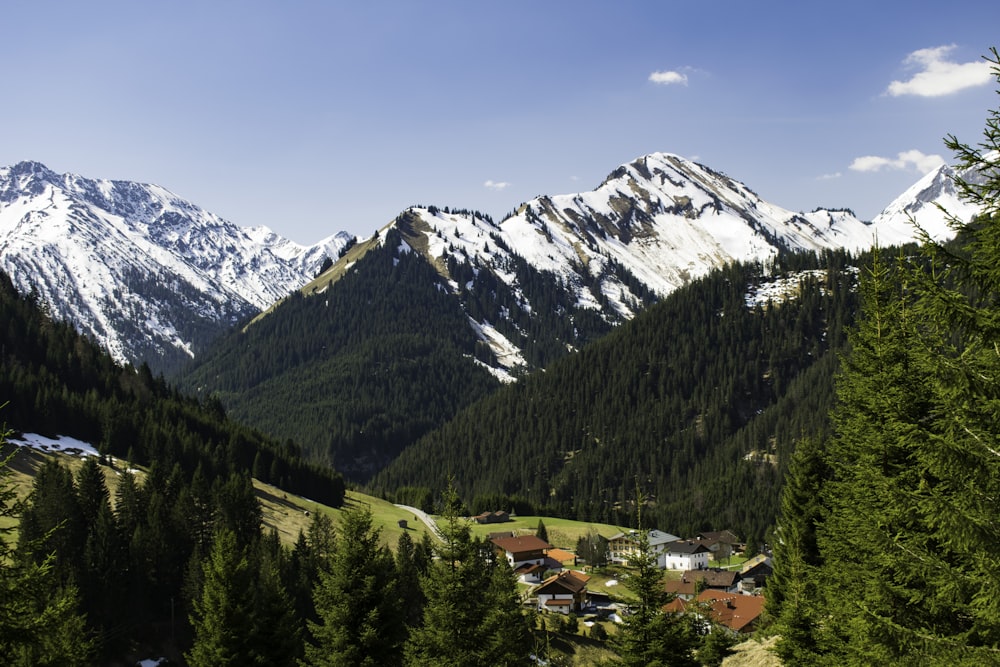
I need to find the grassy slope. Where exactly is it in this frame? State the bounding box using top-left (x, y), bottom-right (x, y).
top-left (4, 448), bottom-right (783, 666)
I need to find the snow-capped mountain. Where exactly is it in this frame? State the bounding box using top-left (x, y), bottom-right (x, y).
top-left (0, 152), bottom-right (980, 375)
top-left (0, 161), bottom-right (350, 368)
top-left (870, 159), bottom-right (985, 242)
top-left (299, 152), bottom-right (973, 376)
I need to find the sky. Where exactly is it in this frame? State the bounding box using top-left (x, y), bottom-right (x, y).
top-left (2, 1), bottom-right (999, 244)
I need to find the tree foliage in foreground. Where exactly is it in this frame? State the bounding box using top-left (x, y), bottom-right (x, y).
top-left (0, 426), bottom-right (93, 666)
top-left (771, 47), bottom-right (1000, 665)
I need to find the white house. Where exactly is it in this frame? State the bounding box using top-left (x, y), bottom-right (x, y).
top-left (607, 529), bottom-right (680, 568)
top-left (662, 540), bottom-right (711, 570)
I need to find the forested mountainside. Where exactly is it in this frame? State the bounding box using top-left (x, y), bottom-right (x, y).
top-left (177, 227), bottom-right (504, 479)
top-left (373, 248), bottom-right (877, 548)
top-left (0, 268), bottom-right (344, 506)
top-left (176, 219), bottom-right (640, 480)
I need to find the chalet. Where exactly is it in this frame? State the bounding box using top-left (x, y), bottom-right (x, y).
top-left (693, 590), bottom-right (765, 634)
top-left (662, 540), bottom-right (711, 571)
top-left (696, 530), bottom-right (742, 559)
top-left (490, 534), bottom-right (553, 569)
top-left (664, 568), bottom-right (741, 599)
top-left (473, 510), bottom-right (510, 524)
top-left (608, 529), bottom-right (680, 568)
top-left (535, 570), bottom-right (590, 614)
top-left (514, 562), bottom-right (547, 584)
top-left (738, 554), bottom-right (773, 594)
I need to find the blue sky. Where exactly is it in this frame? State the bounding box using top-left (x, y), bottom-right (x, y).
top-left (2, 1), bottom-right (998, 243)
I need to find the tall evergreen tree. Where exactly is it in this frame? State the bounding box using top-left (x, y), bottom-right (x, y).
top-left (0, 427), bottom-right (93, 666)
top-left (186, 530), bottom-right (257, 667)
top-left (613, 527), bottom-right (697, 667)
top-left (804, 49), bottom-right (1000, 664)
top-left (303, 506), bottom-right (405, 666)
top-left (766, 435), bottom-right (829, 665)
top-left (535, 518), bottom-right (549, 543)
top-left (395, 530), bottom-right (428, 630)
top-left (405, 485), bottom-right (531, 666)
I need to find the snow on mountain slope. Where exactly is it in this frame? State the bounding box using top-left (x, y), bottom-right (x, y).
top-left (1, 149), bottom-right (983, 375)
top-left (301, 151), bottom-right (981, 376)
top-left (500, 153), bottom-right (895, 304)
top-left (0, 161), bottom-right (349, 366)
top-left (871, 160), bottom-right (985, 242)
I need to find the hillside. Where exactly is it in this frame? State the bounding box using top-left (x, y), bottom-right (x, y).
top-left (0, 267), bottom-right (344, 506)
top-left (177, 226), bottom-right (503, 480)
top-left (373, 248), bottom-right (869, 547)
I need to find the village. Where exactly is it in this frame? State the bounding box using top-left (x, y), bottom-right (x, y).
top-left (472, 510), bottom-right (771, 637)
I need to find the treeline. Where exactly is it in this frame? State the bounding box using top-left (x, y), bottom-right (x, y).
top-left (373, 247), bottom-right (870, 547)
top-left (0, 270), bottom-right (344, 506)
top-left (2, 450), bottom-right (538, 665)
top-left (175, 226), bottom-right (502, 480)
top-left (767, 53), bottom-right (1000, 664)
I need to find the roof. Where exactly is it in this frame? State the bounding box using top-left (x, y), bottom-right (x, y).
top-left (696, 591), bottom-right (765, 633)
top-left (546, 547), bottom-right (576, 563)
top-left (607, 529), bottom-right (680, 547)
top-left (697, 530), bottom-right (741, 544)
top-left (741, 554), bottom-right (772, 573)
top-left (536, 570), bottom-right (590, 596)
top-left (491, 534), bottom-right (553, 555)
top-left (666, 540), bottom-right (711, 555)
top-left (686, 568), bottom-right (739, 587)
top-left (665, 569), bottom-right (739, 597)
top-left (544, 598), bottom-right (573, 607)
top-left (514, 562), bottom-right (546, 575)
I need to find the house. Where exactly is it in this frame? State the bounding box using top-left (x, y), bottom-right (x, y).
top-left (490, 534), bottom-right (553, 569)
top-left (608, 529), bottom-right (680, 568)
top-left (514, 562), bottom-right (547, 584)
top-left (473, 510), bottom-right (510, 524)
top-left (693, 590), bottom-right (765, 634)
top-left (546, 547), bottom-right (577, 567)
top-left (664, 568), bottom-right (741, 600)
top-left (662, 540), bottom-right (711, 571)
top-left (738, 554), bottom-right (773, 594)
top-left (696, 530), bottom-right (742, 559)
top-left (535, 570), bottom-right (590, 614)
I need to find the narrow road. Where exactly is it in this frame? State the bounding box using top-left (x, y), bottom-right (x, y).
top-left (395, 504), bottom-right (441, 538)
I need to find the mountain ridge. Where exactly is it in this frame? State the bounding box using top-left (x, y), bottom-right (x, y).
top-left (0, 152), bottom-right (982, 375)
top-left (0, 160), bottom-right (351, 370)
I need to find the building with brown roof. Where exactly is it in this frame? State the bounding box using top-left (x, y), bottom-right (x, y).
top-left (534, 570), bottom-right (591, 614)
top-left (694, 591), bottom-right (765, 634)
top-left (490, 534), bottom-right (553, 569)
top-left (664, 568), bottom-right (741, 599)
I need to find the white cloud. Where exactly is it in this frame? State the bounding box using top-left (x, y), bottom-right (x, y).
top-left (817, 172), bottom-right (842, 181)
top-left (886, 45), bottom-right (992, 97)
top-left (484, 179), bottom-right (510, 191)
top-left (649, 70), bottom-right (688, 86)
top-left (849, 149), bottom-right (945, 173)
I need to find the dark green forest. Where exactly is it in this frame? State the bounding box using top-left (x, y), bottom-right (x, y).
top-left (0, 270), bottom-right (344, 506)
top-left (176, 225), bottom-right (503, 480)
top-left (373, 248), bottom-right (867, 548)
top-left (175, 214), bottom-right (647, 481)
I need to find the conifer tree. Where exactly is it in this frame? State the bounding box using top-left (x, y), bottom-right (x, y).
top-left (395, 530), bottom-right (428, 629)
top-left (613, 527), bottom-right (697, 667)
top-left (1, 427), bottom-right (93, 666)
top-left (405, 485), bottom-right (531, 666)
top-left (535, 518), bottom-right (549, 543)
top-left (806, 49), bottom-right (1000, 663)
top-left (304, 506), bottom-right (405, 666)
top-left (766, 436), bottom-right (828, 665)
top-left (186, 529), bottom-right (257, 666)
